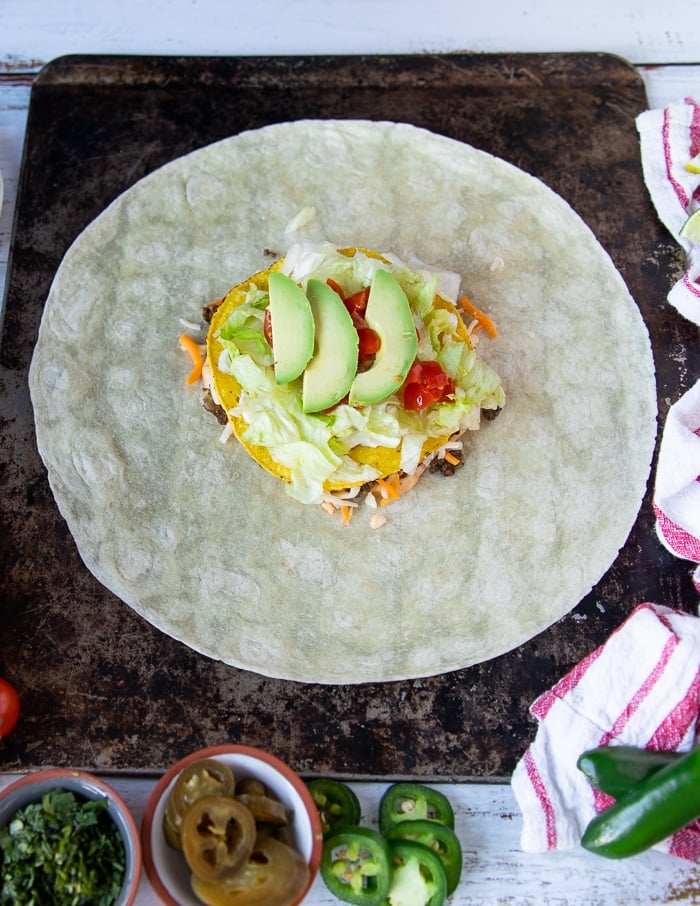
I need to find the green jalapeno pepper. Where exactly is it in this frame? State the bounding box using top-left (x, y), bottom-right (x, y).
top-left (581, 746), bottom-right (700, 858)
top-left (387, 819), bottom-right (462, 894)
top-left (321, 826), bottom-right (392, 905)
top-left (386, 839), bottom-right (447, 906)
top-left (577, 745), bottom-right (681, 798)
top-left (379, 783), bottom-right (454, 837)
top-left (307, 779), bottom-right (362, 837)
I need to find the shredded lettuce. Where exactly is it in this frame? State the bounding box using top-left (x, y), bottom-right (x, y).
top-left (218, 300), bottom-right (272, 366)
top-left (331, 405), bottom-right (402, 451)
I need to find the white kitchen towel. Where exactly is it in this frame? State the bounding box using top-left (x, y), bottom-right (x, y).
top-left (636, 96), bottom-right (700, 326)
top-left (511, 603), bottom-right (700, 860)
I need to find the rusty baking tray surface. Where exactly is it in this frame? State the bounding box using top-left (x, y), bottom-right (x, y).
top-left (1, 53), bottom-right (698, 779)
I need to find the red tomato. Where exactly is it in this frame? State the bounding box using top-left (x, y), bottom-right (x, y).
top-left (405, 361), bottom-right (424, 385)
top-left (420, 360), bottom-right (453, 393)
top-left (403, 382), bottom-right (438, 410)
top-left (327, 283), bottom-right (379, 364)
top-left (344, 286), bottom-right (370, 319)
top-left (402, 360), bottom-right (454, 410)
top-left (326, 277), bottom-right (346, 300)
top-left (358, 327), bottom-right (380, 359)
top-left (0, 679), bottom-right (20, 739)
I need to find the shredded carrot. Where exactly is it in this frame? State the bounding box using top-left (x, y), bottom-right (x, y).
top-left (178, 333), bottom-right (205, 384)
top-left (444, 451), bottom-right (461, 466)
top-left (376, 473), bottom-right (401, 502)
top-left (459, 295), bottom-right (498, 338)
top-left (340, 505), bottom-right (353, 525)
top-left (374, 478), bottom-right (390, 499)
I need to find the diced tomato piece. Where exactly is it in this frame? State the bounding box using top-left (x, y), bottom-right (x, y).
top-left (344, 286), bottom-right (370, 319)
top-left (420, 360), bottom-right (454, 394)
top-left (326, 278), bottom-right (345, 300)
top-left (358, 327), bottom-right (380, 359)
top-left (405, 360), bottom-right (424, 385)
top-left (402, 359), bottom-right (454, 410)
top-left (403, 382), bottom-right (438, 410)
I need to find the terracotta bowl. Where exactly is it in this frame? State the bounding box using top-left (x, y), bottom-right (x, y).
top-left (141, 743), bottom-right (323, 906)
top-left (0, 767), bottom-right (142, 906)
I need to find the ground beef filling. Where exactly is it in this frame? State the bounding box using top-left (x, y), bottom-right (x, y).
top-left (202, 387), bottom-right (228, 425)
top-left (428, 450), bottom-right (463, 476)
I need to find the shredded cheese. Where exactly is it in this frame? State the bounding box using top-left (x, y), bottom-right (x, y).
top-left (178, 317), bottom-right (202, 332)
top-left (284, 206), bottom-right (318, 234)
top-left (219, 423), bottom-right (233, 444)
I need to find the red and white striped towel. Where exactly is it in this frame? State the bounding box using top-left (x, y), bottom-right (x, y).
top-left (511, 603), bottom-right (700, 860)
top-left (637, 97), bottom-right (700, 590)
top-left (636, 96), bottom-right (700, 326)
top-left (654, 381), bottom-right (700, 593)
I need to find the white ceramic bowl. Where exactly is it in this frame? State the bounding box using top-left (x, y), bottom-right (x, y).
top-left (141, 744), bottom-right (323, 906)
top-left (0, 768), bottom-right (142, 906)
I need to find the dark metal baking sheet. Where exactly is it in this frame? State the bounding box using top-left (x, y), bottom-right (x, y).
top-left (1, 53), bottom-right (698, 780)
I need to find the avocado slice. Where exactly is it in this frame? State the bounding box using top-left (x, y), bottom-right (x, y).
top-left (268, 271), bottom-right (315, 384)
top-left (349, 269), bottom-right (418, 405)
top-left (302, 279), bottom-right (359, 413)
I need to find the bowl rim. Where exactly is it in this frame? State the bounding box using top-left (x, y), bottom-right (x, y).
top-left (0, 767), bottom-right (142, 906)
top-left (141, 743), bottom-right (323, 906)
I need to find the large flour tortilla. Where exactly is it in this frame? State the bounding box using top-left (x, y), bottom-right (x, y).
top-left (29, 120), bottom-right (656, 684)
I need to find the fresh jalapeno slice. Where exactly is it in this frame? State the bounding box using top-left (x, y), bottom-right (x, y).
top-left (307, 779), bottom-right (362, 837)
top-left (181, 795), bottom-right (256, 882)
top-left (164, 758), bottom-right (235, 850)
top-left (379, 783), bottom-right (454, 836)
top-left (386, 839), bottom-right (447, 906)
top-left (577, 745), bottom-right (681, 799)
top-left (387, 818), bottom-right (462, 894)
top-left (581, 746), bottom-right (700, 858)
top-left (321, 826), bottom-right (392, 905)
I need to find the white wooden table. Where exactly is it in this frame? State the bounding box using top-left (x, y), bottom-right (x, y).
top-left (2, 2), bottom-right (700, 903)
top-left (2, 774), bottom-right (700, 905)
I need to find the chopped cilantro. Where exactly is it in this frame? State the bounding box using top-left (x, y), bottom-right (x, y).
top-left (0, 787), bottom-right (125, 905)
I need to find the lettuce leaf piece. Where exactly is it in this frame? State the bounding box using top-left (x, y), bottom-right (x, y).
top-left (331, 404), bottom-right (402, 451)
top-left (418, 307), bottom-right (460, 359)
top-left (223, 353), bottom-right (277, 397)
top-left (218, 303), bottom-right (272, 365)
